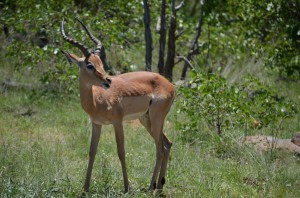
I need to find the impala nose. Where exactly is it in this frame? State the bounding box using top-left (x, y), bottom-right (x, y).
top-left (101, 77), bottom-right (112, 89)
top-left (105, 77), bottom-right (112, 84)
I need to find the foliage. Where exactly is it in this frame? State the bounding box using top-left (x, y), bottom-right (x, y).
top-left (224, 0), bottom-right (299, 78)
top-left (240, 76), bottom-right (298, 129)
top-left (177, 71), bottom-right (240, 138)
top-left (177, 70), bottom-right (298, 143)
top-left (0, 0), bottom-right (150, 94)
top-left (177, 0), bottom-right (300, 79)
top-left (1, 0), bottom-right (299, 94)
top-left (265, 40), bottom-right (300, 79)
top-left (233, 0), bottom-right (300, 79)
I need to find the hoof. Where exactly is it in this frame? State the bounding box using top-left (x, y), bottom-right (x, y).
top-left (148, 182), bottom-right (156, 191)
top-left (80, 191), bottom-right (88, 198)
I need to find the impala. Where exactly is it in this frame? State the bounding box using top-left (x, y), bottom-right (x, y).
top-left (60, 18), bottom-right (175, 193)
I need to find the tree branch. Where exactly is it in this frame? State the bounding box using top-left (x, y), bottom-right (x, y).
top-left (175, 1), bottom-right (185, 11)
top-left (175, 28), bottom-right (186, 40)
top-left (176, 56), bottom-right (194, 70)
top-left (180, 0), bottom-right (205, 80)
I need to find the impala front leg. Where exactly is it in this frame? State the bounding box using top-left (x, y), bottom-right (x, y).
top-left (113, 121), bottom-right (130, 193)
top-left (83, 123), bottom-right (102, 192)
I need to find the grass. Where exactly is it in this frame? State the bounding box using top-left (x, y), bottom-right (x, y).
top-left (1, 50), bottom-right (300, 197)
top-left (1, 87), bottom-right (300, 197)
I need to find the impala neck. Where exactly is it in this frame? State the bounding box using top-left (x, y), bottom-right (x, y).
top-left (79, 75), bottom-right (96, 115)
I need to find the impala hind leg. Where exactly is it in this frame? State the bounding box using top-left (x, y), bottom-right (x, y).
top-left (84, 123), bottom-right (102, 192)
top-left (148, 130), bottom-right (164, 191)
top-left (140, 110), bottom-right (166, 191)
top-left (157, 134), bottom-right (172, 189)
top-left (113, 122), bottom-right (130, 193)
top-left (139, 107), bottom-right (172, 191)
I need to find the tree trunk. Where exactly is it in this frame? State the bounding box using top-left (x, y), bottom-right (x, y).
top-left (143, 0), bottom-right (153, 71)
top-left (157, 0), bottom-right (167, 75)
top-left (164, 0), bottom-right (178, 81)
top-left (180, 0), bottom-right (204, 80)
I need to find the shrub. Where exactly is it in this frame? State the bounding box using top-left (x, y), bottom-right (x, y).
top-left (176, 70), bottom-right (297, 143)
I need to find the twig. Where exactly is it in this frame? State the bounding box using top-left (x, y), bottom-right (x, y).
top-left (175, 28), bottom-right (186, 40)
top-left (176, 56), bottom-right (194, 70)
top-left (175, 1), bottom-right (185, 11)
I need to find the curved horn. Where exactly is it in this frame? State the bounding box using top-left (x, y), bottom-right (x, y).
top-left (75, 17), bottom-right (102, 51)
top-left (61, 19), bottom-right (90, 58)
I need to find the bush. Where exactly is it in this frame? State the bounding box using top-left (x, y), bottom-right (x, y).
top-left (176, 70), bottom-right (298, 143)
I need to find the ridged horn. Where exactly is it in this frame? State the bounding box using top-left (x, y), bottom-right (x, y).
top-left (61, 19), bottom-right (90, 58)
top-left (75, 17), bottom-right (103, 52)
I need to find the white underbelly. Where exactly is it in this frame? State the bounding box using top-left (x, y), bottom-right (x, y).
top-left (123, 111), bottom-right (146, 121)
top-left (91, 111), bottom-right (147, 125)
top-left (92, 119), bottom-right (112, 125)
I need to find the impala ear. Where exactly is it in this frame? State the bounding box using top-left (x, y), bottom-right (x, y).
top-left (61, 50), bottom-right (80, 65)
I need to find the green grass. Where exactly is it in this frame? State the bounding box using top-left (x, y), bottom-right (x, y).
top-left (1, 87), bottom-right (300, 197)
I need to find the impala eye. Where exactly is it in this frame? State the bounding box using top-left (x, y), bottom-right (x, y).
top-left (86, 63), bottom-right (95, 70)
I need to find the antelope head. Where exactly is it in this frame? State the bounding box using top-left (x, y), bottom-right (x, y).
top-left (61, 18), bottom-right (111, 88)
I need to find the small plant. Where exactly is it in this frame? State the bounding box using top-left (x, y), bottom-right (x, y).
top-left (176, 70), bottom-right (298, 143)
top-left (177, 70), bottom-right (241, 142)
top-left (240, 76), bottom-right (298, 131)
